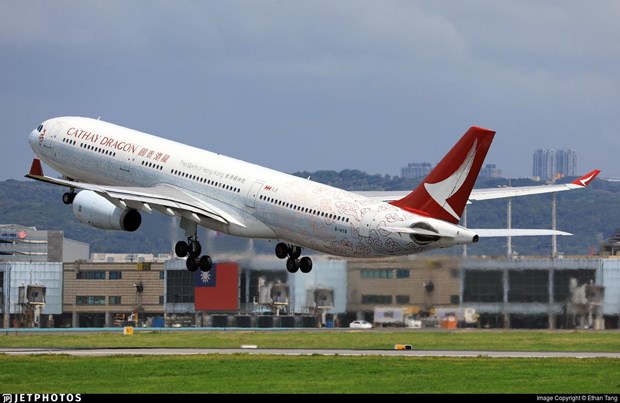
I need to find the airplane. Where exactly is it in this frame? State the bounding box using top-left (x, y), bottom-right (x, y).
top-left (25, 116), bottom-right (600, 273)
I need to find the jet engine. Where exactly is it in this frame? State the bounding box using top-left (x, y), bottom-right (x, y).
top-left (72, 190), bottom-right (141, 232)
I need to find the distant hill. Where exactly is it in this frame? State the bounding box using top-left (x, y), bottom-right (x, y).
top-left (1, 172), bottom-right (618, 257)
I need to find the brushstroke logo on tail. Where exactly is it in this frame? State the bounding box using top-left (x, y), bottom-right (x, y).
top-left (578, 171), bottom-right (598, 186)
top-left (424, 139), bottom-right (477, 221)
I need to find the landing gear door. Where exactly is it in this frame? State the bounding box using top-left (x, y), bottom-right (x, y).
top-left (245, 181), bottom-right (264, 208)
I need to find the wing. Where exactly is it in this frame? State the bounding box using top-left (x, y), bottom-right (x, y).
top-left (468, 169), bottom-right (600, 201)
top-left (355, 169), bottom-right (600, 203)
top-left (25, 158), bottom-right (246, 227)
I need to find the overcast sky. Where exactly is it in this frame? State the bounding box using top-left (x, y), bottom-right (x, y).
top-left (2, 1), bottom-right (619, 182)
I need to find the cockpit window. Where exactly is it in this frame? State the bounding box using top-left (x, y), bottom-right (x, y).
top-left (37, 124), bottom-right (43, 132)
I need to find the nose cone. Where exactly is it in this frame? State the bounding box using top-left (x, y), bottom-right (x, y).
top-left (28, 128), bottom-right (40, 150)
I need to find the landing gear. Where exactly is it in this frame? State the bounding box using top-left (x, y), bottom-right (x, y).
top-left (276, 242), bottom-right (312, 273)
top-left (175, 220), bottom-right (212, 272)
top-left (62, 190), bottom-right (76, 205)
top-left (177, 237), bottom-right (212, 272)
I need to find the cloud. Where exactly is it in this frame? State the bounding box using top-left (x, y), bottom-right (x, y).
top-left (2, 1), bottom-right (620, 180)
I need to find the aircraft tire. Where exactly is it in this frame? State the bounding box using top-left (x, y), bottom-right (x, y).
top-left (175, 241), bottom-right (188, 258)
top-left (275, 243), bottom-right (289, 259)
top-left (300, 256), bottom-right (313, 273)
top-left (199, 255), bottom-right (212, 272)
top-left (62, 192), bottom-right (75, 205)
top-left (189, 241), bottom-right (202, 259)
top-left (286, 257), bottom-right (300, 273)
top-left (186, 257), bottom-right (199, 272)
top-left (289, 245), bottom-right (302, 259)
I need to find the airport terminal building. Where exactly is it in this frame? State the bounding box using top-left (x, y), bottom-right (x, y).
top-left (1, 225), bottom-right (619, 329)
top-left (461, 257), bottom-right (617, 329)
top-left (0, 224), bottom-right (89, 263)
top-left (0, 225), bottom-right (89, 328)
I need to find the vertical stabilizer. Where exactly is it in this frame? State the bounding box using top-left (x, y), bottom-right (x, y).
top-left (390, 126), bottom-right (495, 224)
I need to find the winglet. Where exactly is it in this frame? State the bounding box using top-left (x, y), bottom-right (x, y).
top-left (571, 169), bottom-right (600, 187)
top-left (27, 158), bottom-right (44, 177)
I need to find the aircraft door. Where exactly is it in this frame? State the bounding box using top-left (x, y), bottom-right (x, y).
top-left (359, 209), bottom-right (378, 238)
top-left (245, 181), bottom-right (264, 208)
top-left (119, 148), bottom-right (135, 172)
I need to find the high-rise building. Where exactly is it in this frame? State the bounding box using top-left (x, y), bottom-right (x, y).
top-left (480, 164), bottom-right (503, 178)
top-left (555, 149), bottom-right (577, 178)
top-left (401, 162), bottom-right (432, 179)
top-left (533, 149), bottom-right (577, 181)
top-left (402, 162), bottom-right (503, 179)
top-left (533, 149), bottom-right (556, 181)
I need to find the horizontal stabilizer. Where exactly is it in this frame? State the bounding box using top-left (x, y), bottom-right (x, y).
top-left (473, 228), bottom-right (572, 237)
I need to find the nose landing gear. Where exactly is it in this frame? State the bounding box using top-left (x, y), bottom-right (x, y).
top-left (62, 189), bottom-right (76, 204)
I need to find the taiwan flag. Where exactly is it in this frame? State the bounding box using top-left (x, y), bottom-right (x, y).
top-left (194, 262), bottom-right (239, 311)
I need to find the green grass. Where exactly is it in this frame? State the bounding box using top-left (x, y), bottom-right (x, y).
top-left (0, 354), bottom-right (618, 394)
top-left (1, 329), bottom-right (619, 394)
top-left (1, 328), bottom-right (619, 351)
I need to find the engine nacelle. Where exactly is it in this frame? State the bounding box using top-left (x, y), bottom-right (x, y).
top-left (72, 190), bottom-right (141, 232)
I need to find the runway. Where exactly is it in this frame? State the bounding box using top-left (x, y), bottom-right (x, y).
top-left (2, 347), bottom-right (619, 358)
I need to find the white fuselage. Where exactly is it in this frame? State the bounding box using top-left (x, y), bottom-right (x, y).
top-left (29, 116), bottom-right (476, 258)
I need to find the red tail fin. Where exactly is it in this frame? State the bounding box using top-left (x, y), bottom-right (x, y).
top-left (389, 126), bottom-right (495, 224)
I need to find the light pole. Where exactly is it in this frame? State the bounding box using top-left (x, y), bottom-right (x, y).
top-left (132, 282), bottom-right (143, 326)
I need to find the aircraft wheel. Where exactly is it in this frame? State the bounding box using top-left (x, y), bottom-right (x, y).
top-left (62, 192), bottom-right (75, 205)
top-left (186, 257), bottom-right (199, 272)
top-left (175, 241), bottom-right (188, 258)
top-left (289, 245), bottom-right (302, 259)
top-left (300, 256), bottom-right (313, 273)
top-left (199, 255), bottom-right (212, 272)
top-left (189, 241), bottom-right (202, 258)
top-left (275, 242), bottom-right (289, 259)
top-left (286, 257), bottom-right (300, 273)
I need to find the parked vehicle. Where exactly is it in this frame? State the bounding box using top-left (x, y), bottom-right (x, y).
top-left (349, 320), bottom-right (372, 329)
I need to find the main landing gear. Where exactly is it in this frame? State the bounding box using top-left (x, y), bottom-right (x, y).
top-left (275, 242), bottom-right (313, 273)
top-left (175, 218), bottom-right (212, 272)
top-left (176, 236), bottom-right (212, 272)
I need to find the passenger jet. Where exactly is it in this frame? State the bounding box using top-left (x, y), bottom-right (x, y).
top-left (26, 116), bottom-right (600, 273)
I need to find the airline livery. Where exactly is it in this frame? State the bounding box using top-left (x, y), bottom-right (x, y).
top-left (26, 116), bottom-right (599, 273)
